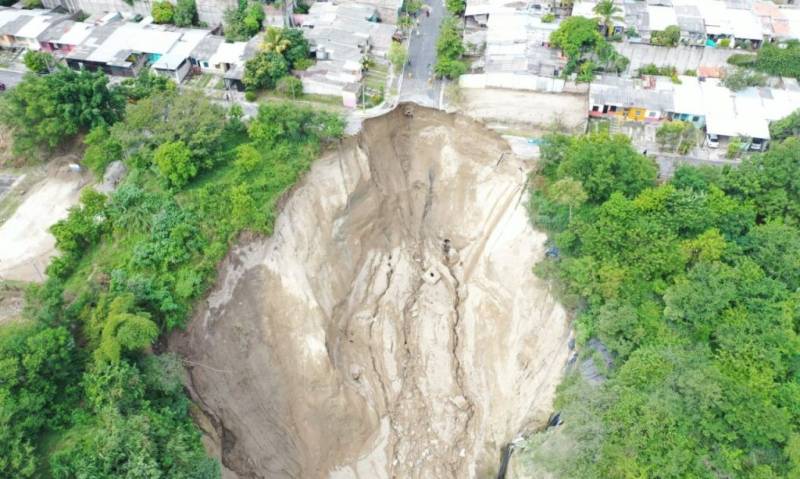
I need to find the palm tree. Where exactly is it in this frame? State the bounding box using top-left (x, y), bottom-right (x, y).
top-left (593, 0), bottom-right (624, 37)
top-left (263, 27), bottom-right (290, 54)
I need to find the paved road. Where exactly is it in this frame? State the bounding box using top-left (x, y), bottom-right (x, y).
top-left (400, 0), bottom-right (445, 107)
top-left (0, 69), bottom-right (24, 90)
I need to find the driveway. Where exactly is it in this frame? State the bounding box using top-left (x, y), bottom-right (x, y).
top-left (400, 0), bottom-right (445, 107)
top-left (0, 69), bottom-right (24, 90)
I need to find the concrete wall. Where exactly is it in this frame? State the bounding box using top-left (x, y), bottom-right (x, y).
top-left (41, 0), bottom-right (237, 26)
top-left (459, 73), bottom-right (590, 94)
top-left (615, 44), bottom-right (742, 74)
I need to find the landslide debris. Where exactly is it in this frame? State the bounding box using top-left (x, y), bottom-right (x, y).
top-left (171, 105), bottom-right (571, 479)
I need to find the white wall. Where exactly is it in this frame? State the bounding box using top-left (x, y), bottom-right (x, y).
top-left (41, 0), bottom-right (237, 26)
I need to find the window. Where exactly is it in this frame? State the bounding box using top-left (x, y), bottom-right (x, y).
top-left (592, 105), bottom-right (600, 112)
top-left (202, 62), bottom-right (209, 68)
top-left (648, 112), bottom-right (657, 117)
top-left (692, 116), bottom-right (700, 122)
top-left (609, 105), bottom-right (617, 112)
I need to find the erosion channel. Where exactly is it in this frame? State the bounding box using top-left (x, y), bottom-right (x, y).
top-left (170, 105), bottom-right (571, 479)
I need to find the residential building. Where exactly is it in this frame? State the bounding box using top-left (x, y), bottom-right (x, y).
top-left (41, 0), bottom-right (236, 27)
top-left (299, 2), bottom-right (394, 106)
top-left (0, 7), bottom-right (69, 50)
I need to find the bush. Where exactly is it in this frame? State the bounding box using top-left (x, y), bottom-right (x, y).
top-left (637, 63), bottom-right (677, 77)
top-left (174, 0), bottom-right (198, 26)
top-left (542, 12), bottom-right (556, 23)
top-left (275, 75), bottom-right (303, 98)
top-left (445, 0), bottom-right (464, 15)
top-left (244, 90), bottom-right (257, 101)
top-left (723, 68), bottom-right (767, 91)
top-left (769, 109), bottom-right (800, 141)
top-left (727, 53), bottom-right (757, 67)
top-left (718, 37), bottom-right (731, 48)
top-left (650, 25), bottom-right (680, 47)
top-left (435, 16), bottom-right (467, 79)
top-left (224, 0), bottom-right (264, 41)
top-left (388, 41), bottom-right (408, 73)
top-left (243, 51), bottom-right (289, 90)
top-left (752, 41), bottom-right (800, 79)
top-left (684, 69), bottom-right (697, 76)
top-left (154, 140), bottom-right (196, 189)
top-left (656, 121), bottom-right (697, 154)
top-left (151, 1), bottom-right (175, 24)
top-left (83, 125), bottom-right (122, 177)
top-left (23, 50), bottom-right (53, 73)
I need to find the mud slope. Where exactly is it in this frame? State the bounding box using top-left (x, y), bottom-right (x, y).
top-left (171, 105), bottom-right (571, 479)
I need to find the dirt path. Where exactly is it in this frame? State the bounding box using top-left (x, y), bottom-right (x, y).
top-left (171, 105), bottom-right (571, 479)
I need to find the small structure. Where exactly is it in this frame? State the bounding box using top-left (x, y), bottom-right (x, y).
top-left (0, 7), bottom-right (69, 50)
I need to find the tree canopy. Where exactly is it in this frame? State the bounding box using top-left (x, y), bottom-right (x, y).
top-left (0, 67), bottom-right (124, 157)
top-left (224, 0), bottom-right (265, 41)
top-left (525, 125), bottom-right (800, 478)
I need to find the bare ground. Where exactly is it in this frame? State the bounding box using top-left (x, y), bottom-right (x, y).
top-left (458, 88), bottom-right (588, 136)
top-left (0, 158), bottom-right (90, 282)
top-left (171, 105), bottom-right (571, 479)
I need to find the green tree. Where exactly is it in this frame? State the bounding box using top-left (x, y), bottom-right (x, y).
top-left (549, 16), bottom-right (608, 74)
top-left (83, 125), bottom-right (122, 177)
top-left (152, 0), bottom-right (175, 24)
top-left (263, 26), bottom-right (290, 54)
top-left (723, 68), bottom-right (767, 91)
top-left (445, 0), bottom-right (465, 15)
top-left (117, 68), bottom-right (176, 101)
top-left (23, 50), bottom-right (54, 73)
top-left (389, 41), bottom-right (408, 73)
top-left (95, 294), bottom-right (159, 363)
top-left (275, 75), bottom-right (303, 98)
top-left (549, 177), bottom-right (587, 221)
top-left (282, 28), bottom-right (310, 68)
top-left (435, 16), bottom-right (467, 79)
top-left (0, 67), bottom-right (124, 157)
top-left (593, 0), bottom-right (623, 37)
top-left (656, 120), bottom-right (696, 154)
top-left (224, 0), bottom-right (264, 41)
top-left (154, 140), bottom-right (196, 188)
top-left (650, 25), bottom-right (681, 46)
top-left (243, 51), bottom-right (289, 90)
top-left (555, 132), bottom-right (657, 202)
top-left (174, 0), bottom-right (198, 26)
top-left (769, 109), bottom-right (800, 141)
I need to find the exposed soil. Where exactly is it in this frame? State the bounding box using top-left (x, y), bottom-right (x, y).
top-left (171, 105), bottom-right (571, 479)
top-left (0, 158), bottom-right (90, 282)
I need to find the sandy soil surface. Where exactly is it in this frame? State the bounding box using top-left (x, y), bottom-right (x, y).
top-left (0, 161), bottom-right (90, 282)
top-left (460, 89), bottom-right (588, 135)
top-left (171, 105), bottom-right (571, 479)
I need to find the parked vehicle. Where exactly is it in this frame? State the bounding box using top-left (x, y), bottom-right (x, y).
top-left (0, 82), bottom-right (6, 92)
top-left (705, 133), bottom-right (720, 148)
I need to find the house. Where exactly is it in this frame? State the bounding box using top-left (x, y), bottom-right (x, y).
top-left (300, 2), bottom-right (394, 106)
top-left (37, 20), bottom-right (94, 56)
top-left (339, 0), bottom-right (403, 24)
top-left (66, 20), bottom-right (184, 77)
top-left (590, 76), bottom-right (674, 122)
top-left (0, 7), bottom-right (68, 50)
top-left (152, 29), bottom-right (210, 83)
top-left (590, 74), bottom-right (800, 151)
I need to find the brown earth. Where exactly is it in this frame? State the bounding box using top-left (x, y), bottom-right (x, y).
top-left (170, 105), bottom-right (571, 479)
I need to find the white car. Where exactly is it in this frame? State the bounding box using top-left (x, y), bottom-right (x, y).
top-left (705, 134), bottom-right (720, 149)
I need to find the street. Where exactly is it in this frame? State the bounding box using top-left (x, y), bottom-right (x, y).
top-left (0, 69), bottom-right (24, 90)
top-left (400, 0), bottom-right (445, 107)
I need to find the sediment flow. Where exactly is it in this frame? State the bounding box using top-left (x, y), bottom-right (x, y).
top-left (171, 105), bottom-right (570, 479)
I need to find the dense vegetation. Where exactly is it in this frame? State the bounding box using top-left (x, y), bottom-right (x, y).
top-left (224, 0), bottom-right (265, 41)
top-left (550, 15), bottom-right (629, 80)
top-left (152, 0), bottom-right (199, 27)
top-left (524, 129), bottom-right (800, 478)
top-left (0, 71), bottom-right (343, 477)
top-left (434, 16), bottom-right (467, 79)
top-left (728, 41), bottom-right (800, 79)
top-left (243, 27), bottom-right (311, 92)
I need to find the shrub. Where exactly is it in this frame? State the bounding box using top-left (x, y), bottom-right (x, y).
top-left (542, 12), bottom-right (556, 23)
top-left (727, 53), bottom-right (757, 67)
top-left (153, 140), bottom-right (196, 188)
top-left (684, 69), bottom-right (697, 76)
top-left (224, 0), bottom-right (264, 41)
top-left (388, 42), bottom-right (408, 73)
top-left (769, 109), bottom-right (800, 141)
top-left (718, 37), bottom-right (731, 48)
top-left (244, 90), bottom-right (257, 101)
top-left (173, 0), bottom-right (198, 26)
top-left (275, 75), bottom-right (303, 98)
top-left (723, 68), bottom-right (767, 91)
top-left (23, 50), bottom-right (53, 73)
top-left (151, 1), bottom-right (175, 24)
top-left (83, 125), bottom-right (122, 177)
top-left (243, 51), bottom-right (289, 90)
top-left (650, 25), bottom-right (680, 47)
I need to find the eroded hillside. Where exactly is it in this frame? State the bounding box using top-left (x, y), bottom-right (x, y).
top-left (171, 105), bottom-right (571, 479)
